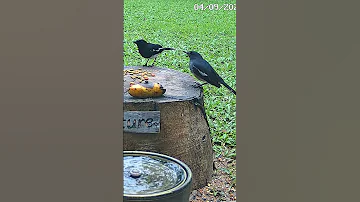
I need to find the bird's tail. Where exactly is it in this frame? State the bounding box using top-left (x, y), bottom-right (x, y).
top-left (221, 81), bottom-right (236, 95)
top-left (161, 47), bottom-right (176, 51)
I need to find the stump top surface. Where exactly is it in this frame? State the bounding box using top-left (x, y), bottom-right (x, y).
top-left (124, 66), bottom-right (202, 103)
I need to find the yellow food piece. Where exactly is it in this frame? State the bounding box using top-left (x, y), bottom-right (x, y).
top-left (128, 82), bottom-right (166, 98)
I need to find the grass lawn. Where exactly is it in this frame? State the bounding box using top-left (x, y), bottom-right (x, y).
top-left (124, 0), bottom-right (236, 184)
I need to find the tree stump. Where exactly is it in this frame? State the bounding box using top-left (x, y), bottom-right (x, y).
top-left (123, 66), bottom-right (213, 190)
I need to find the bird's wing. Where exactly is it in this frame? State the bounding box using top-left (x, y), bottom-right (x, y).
top-left (191, 59), bottom-right (222, 87)
top-left (148, 43), bottom-right (163, 54)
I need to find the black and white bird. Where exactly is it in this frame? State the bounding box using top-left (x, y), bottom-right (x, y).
top-left (133, 39), bottom-right (175, 67)
top-left (183, 51), bottom-right (236, 95)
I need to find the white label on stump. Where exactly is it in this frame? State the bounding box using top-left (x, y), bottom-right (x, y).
top-left (123, 111), bottom-right (160, 133)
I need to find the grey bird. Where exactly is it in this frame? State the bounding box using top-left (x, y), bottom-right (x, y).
top-left (183, 51), bottom-right (236, 95)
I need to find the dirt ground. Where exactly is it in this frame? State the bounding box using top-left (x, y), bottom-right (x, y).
top-left (189, 156), bottom-right (236, 202)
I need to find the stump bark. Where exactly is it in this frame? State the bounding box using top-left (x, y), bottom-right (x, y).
top-left (123, 66), bottom-right (213, 190)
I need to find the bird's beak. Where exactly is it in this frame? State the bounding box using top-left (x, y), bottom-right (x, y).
top-left (183, 51), bottom-right (189, 56)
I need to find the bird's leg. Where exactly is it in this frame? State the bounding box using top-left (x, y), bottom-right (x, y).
top-left (191, 82), bottom-right (200, 87)
top-left (150, 58), bottom-right (157, 67)
top-left (191, 82), bottom-right (207, 88)
top-left (143, 59), bottom-right (149, 67)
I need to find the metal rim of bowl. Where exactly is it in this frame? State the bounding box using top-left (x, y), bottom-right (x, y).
top-left (123, 150), bottom-right (193, 199)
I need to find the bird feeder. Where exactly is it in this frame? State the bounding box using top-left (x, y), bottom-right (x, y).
top-left (123, 66), bottom-right (213, 189)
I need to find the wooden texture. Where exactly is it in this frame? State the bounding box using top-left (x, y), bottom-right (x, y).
top-left (123, 66), bottom-right (213, 190)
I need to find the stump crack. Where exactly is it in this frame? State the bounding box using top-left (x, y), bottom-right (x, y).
top-left (191, 97), bottom-right (210, 129)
